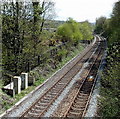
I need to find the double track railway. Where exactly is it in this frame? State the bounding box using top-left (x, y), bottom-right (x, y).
top-left (19, 36), bottom-right (105, 118)
top-left (63, 40), bottom-right (105, 117)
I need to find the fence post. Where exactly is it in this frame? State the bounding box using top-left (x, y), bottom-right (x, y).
top-left (27, 61), bottom-right (30, 72)
top-left (38, 55), bottom-right (40, 65)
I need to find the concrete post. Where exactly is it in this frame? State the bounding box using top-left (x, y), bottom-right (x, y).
top-left (21, 73), bottom-right (28, 89)
top-left (13, 76), bottom-right (21, 94)
top-left (28, 75), bottom-right (35, 85)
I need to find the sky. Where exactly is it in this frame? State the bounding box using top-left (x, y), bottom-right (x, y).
top-left (53, 0), bottom-right (118, 23)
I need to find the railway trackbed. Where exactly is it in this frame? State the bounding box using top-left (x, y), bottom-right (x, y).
top-left (63, 40), bottom-right (105, 118)
top-left (50, 38), bottom-right (105, 118)
top-left (1, 36), bottom-right (105, 118)
top-left (19, 36), bottom-right (104, 118)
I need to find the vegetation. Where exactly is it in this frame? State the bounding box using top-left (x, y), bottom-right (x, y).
top-left (57, 18), bottom-right (93, 45)
top-left (2, 0), bottom-right (55, 76)
top-left (94, 1), bottom-right (120, 117)
top-left (99, 44), bottom-right (120, 117)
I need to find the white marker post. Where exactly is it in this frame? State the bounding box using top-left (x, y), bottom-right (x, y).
top-left (21, 73), bottom-right (28, 89)
top-left (13, 76), bottom-right (21, 94)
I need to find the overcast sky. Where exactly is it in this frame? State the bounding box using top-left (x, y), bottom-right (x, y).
top-left (53, 0), bottom-right (118, 22)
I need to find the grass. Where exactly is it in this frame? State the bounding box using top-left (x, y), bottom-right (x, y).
top-left (0, 43), bottom-right (85, 115)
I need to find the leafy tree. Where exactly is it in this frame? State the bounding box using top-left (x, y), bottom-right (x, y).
top-left (94, 16), bottom-right (106, 34)
top-left (56, 18), bottom-right (83, 45)
top-left (108, 1), bottom-right (120, 44)
top-left (2, 0), bottom-right (55, 76)
top-left (79, 21), bottom-right (93, 41)
top-left (57, 22), bottom-right (73, 43)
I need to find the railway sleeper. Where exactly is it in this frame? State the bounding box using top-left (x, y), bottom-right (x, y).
top-left (75, 98), bottom-right (88, 103)
top-left (45, 94), bottom-right (56, 98)
top-left (78, 93), bottom-right (89, 96)
top-left (42, 97), bottom-right (52, 101)
top-left (26, 112), bottom-right (39, 117)
top-left (49, 90), bottom-right (60, 94)
top-left (35, 104), bottom-right (46, 109)
top-left (73, 103), bottom-right (86, 108)
top-left (77, 95), bottom-right (88, 99)
top-left (67, 111), bottom-right (83, 117)
top-left (52, 85), bottom-right (63, 90)
top-left (71, 106), bottom-right (84, 111)
top-left (30, 108), bottom-right (42, 113)
top-left (51, 88), bottom-right (62, 91)
top-left (80, 90), bottom-right (91, 94)
top-left (57, 82), bottom-right (66, 85)
top-left (67, 114), bottom-right (81, 118)
top-left (53, 87), bottom-right (64, 90)
top-left (47, 92), bottom-right (58, 95)
top-left (67, 115), bottom-right (82, 118)
top-left (81, 86), bottom-right (92, 90)
top-left (40, 99), bottom-right (50, 104)
top-left (37, 101), bottom-right (49, 106)
top-left (43, 96), bottom-right (53, 100)
top-left (75, 101), bottom-right (87, 106)
top-left (56, 84), bottom-right (66, 87)
top-left (40, 97), bottom-right (51, 101)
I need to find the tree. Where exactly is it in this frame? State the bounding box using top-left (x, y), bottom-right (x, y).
top-left (109, 1), bottom-right (120, 44)
top-left (79, 21), bottom-right (93, 41)
top-left (57, 18), bottom-right (83, 45)
top-left (2, 0), bottom-right (56, 75)
top-left (2, 1), bottom-right (25, 73)
top-left (94, 16), bottom-right (106, 34)
top-left (40, 0), bottom-right (55, 33)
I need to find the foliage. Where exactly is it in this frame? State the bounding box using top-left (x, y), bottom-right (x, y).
top-left (57, 18), bottom-right (93, 45)
top-left (79, 21), bottom-right (93, 40)
top-left (99, 43), bottom-right (120, 117)
top-left (94, 1), bottom-right (120, 45)
top-left (96, 1), bottom-right (120, 117)
top-left (2, 0), bottom-right (55, 76)
top-left (57, 20), bottom-right (73, 43)
top-left (57, 18), bottom-right (83, 44)
top-left (94, 16), bottom-right (106, 34)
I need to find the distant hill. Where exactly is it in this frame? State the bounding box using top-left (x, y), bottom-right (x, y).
top-left (44, 20), bottom-right (65, 29)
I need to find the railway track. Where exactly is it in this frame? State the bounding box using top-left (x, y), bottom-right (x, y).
top-left (20, 36), bottom-right (103, 117)
top-left (63, 39), bottom-right (105, 117)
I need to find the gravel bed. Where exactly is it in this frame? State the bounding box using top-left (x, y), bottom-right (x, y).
top-left (1, 43), bottom-right (93, 117)
top-left (44, 65), bottom-right (85, 117)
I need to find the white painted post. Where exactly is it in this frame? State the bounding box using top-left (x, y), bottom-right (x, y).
top-left (13, 76), bottom-right (21, 94)
top-left (21, 73), bottom-right (28, 89)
